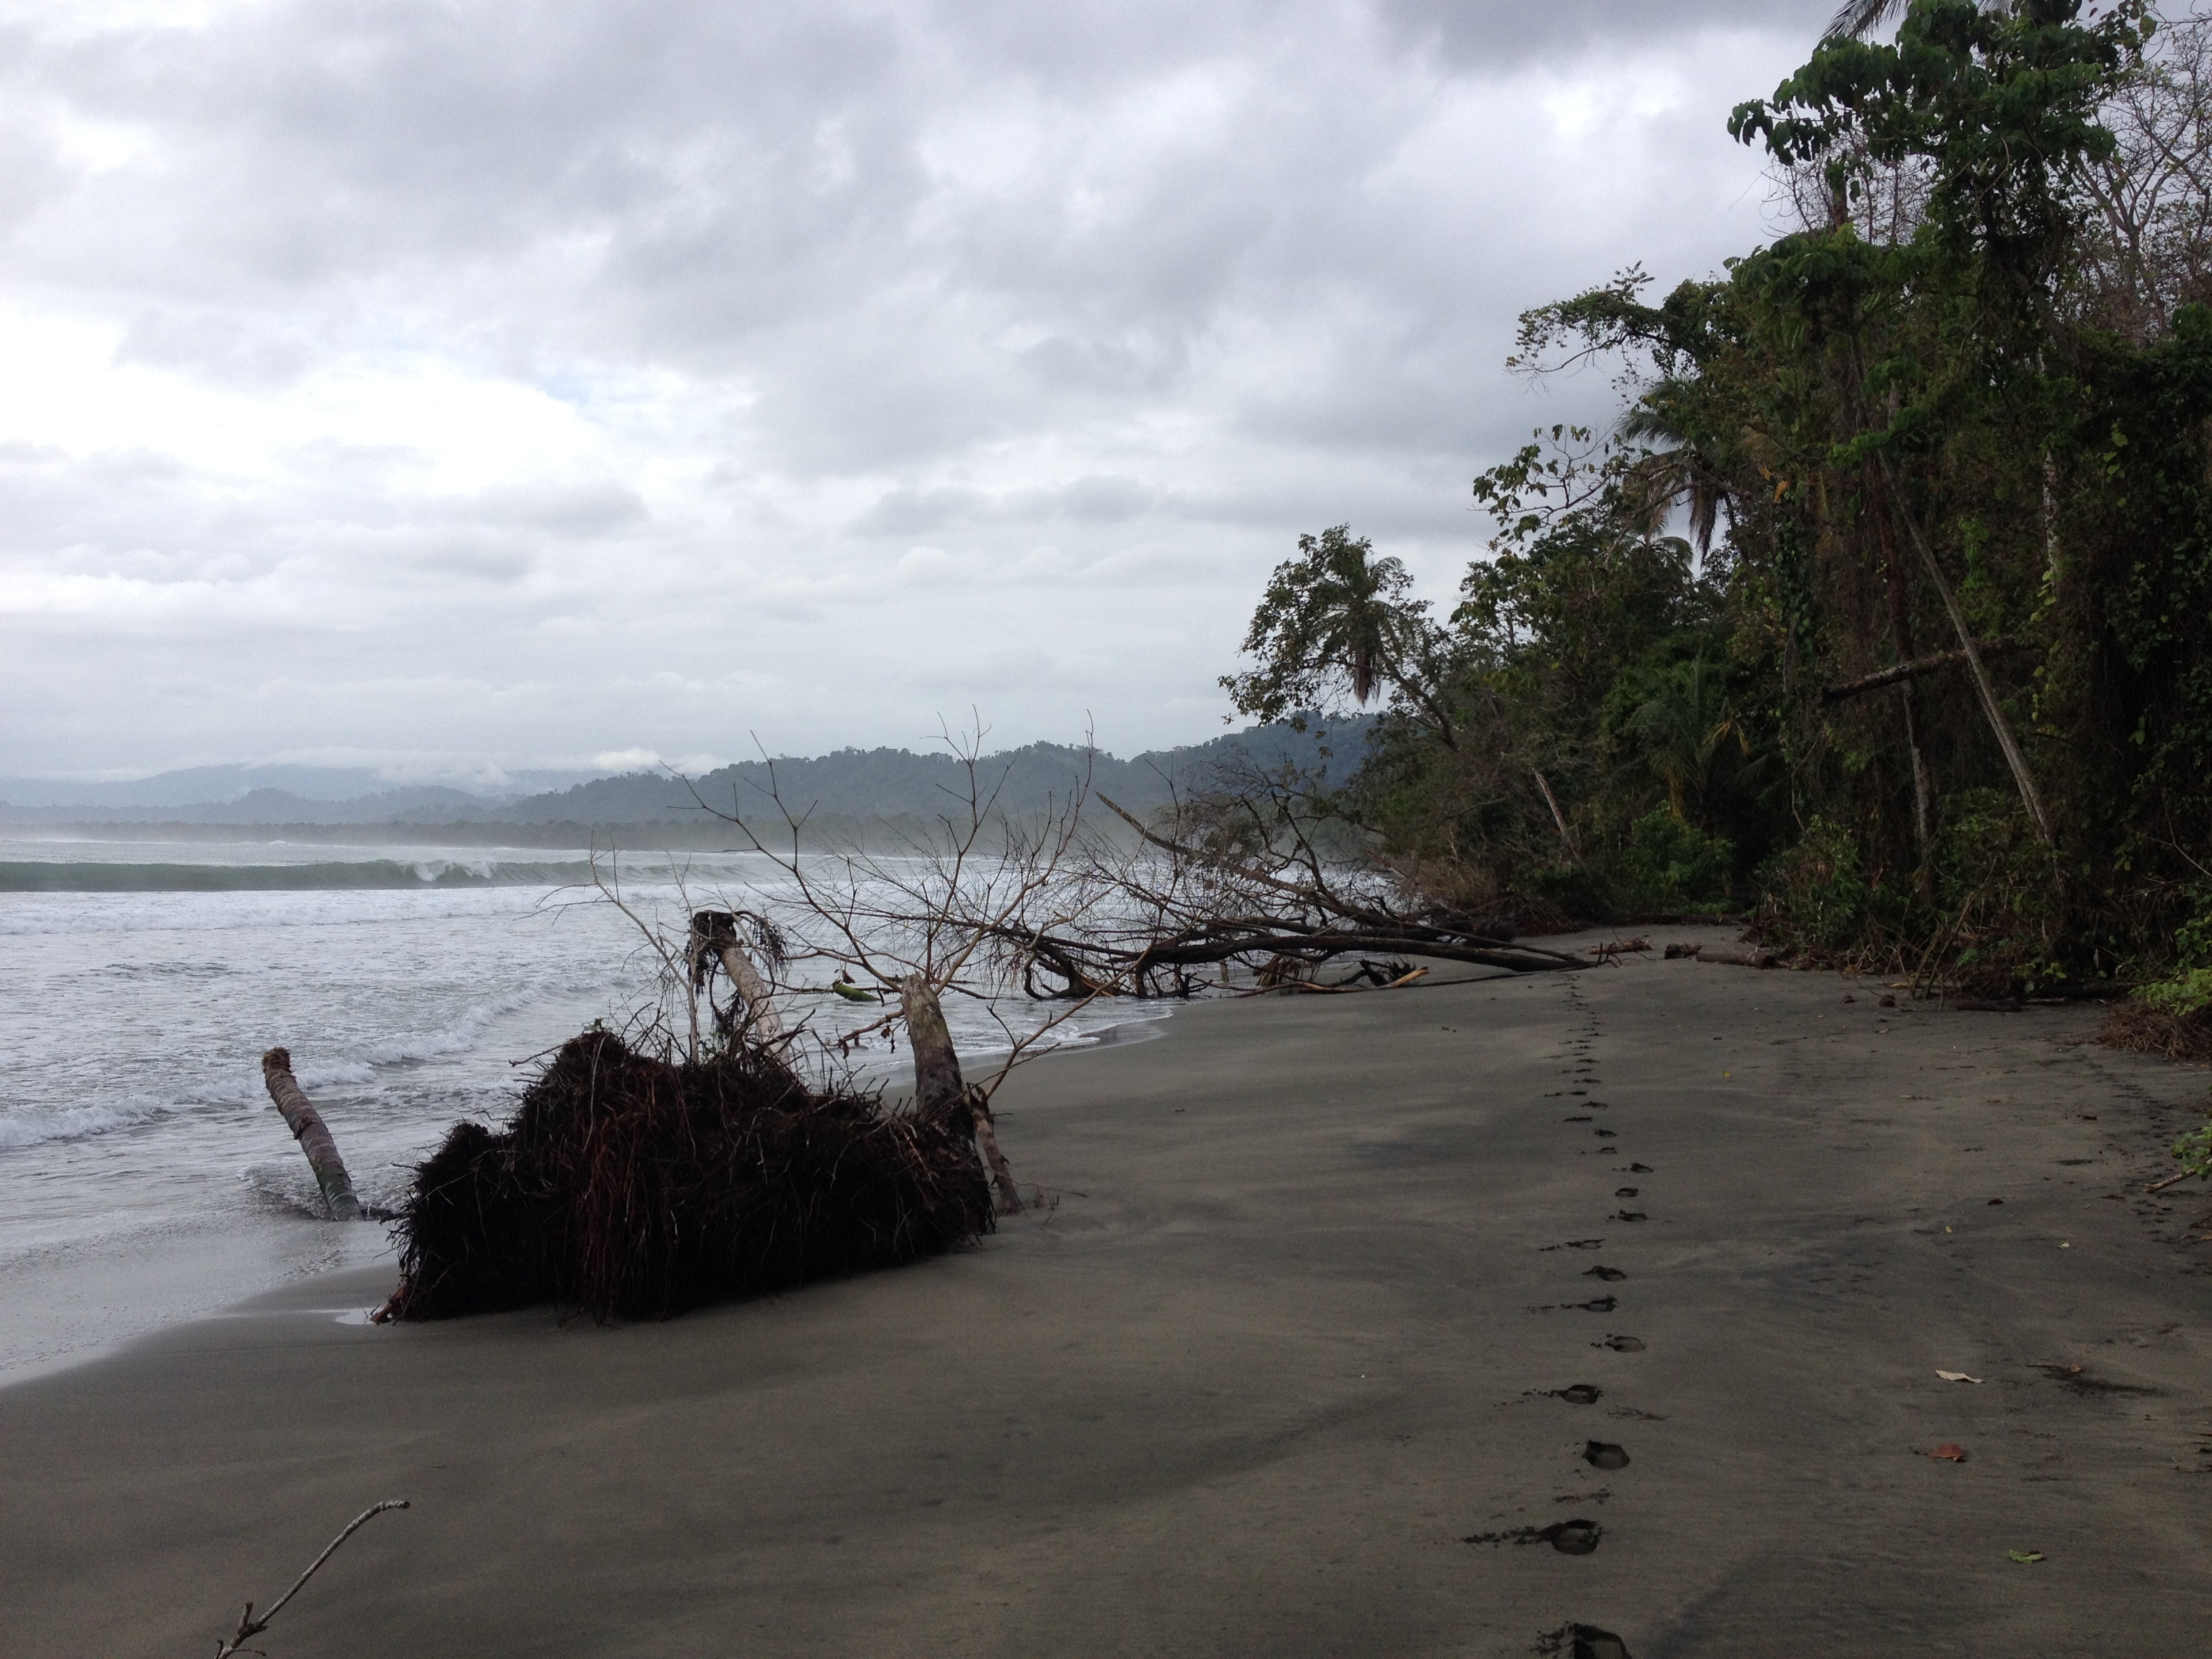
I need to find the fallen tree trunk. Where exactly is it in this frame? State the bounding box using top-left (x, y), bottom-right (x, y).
top-left (260, 1047), bottom-right (361, 1220)
top-left (901, 974), bottom-right (1023, 1214)
top-left (1091, 793), bottom-right (1580, 972)
top-left (1000, 914), bottom-right (1584, 1000)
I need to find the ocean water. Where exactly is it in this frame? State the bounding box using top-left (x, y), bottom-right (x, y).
top-left (0, 836), bottom-right (1162, 1380)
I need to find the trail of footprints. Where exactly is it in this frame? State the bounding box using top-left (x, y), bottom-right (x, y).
top-left (1467, 977), bottom-right (1645, 1659)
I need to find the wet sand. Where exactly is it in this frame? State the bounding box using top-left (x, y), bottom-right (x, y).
top-left (6, 930), bottom-right (2210, 1656)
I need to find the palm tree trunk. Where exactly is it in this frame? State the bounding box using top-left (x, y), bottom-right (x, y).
top-left (900, 975), bottom-right (1022, 1214)
top-left (260, 1047), bottom-right (361, 1220)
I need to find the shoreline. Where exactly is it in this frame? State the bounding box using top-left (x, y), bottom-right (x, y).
top-left (9, 932), bottom-right (2211, 1654)
top-left (0, 998), bottom-right (1180, 1392)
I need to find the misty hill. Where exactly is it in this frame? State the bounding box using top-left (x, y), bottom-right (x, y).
top-left (0, 762), bottom-right (598, 813)
top-left (488, 724), bottom-right (1369, 827)
top-left (0, 721), bottom-right (1372, 829)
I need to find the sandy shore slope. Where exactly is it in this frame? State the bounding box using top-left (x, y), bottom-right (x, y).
top-left (5, 930), bottom-right (2209, 1656)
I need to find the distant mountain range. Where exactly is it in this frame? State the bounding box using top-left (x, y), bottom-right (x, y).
top-left (0, 762), bottom-right (598, 811)
top-left (0, 722), bottom-right (1372, 831)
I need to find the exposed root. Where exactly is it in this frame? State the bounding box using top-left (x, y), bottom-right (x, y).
top-left (384, 1031), bottom-right (994, 1322)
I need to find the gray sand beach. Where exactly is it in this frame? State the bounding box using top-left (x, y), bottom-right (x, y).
top-left (6, 931), bottom-right (2210, 1656)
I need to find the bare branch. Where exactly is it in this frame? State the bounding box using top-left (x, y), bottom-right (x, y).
top-left (213, 1500), bottom-right (410, 1659)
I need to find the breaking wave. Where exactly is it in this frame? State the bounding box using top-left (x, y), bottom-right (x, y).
top-left (0, 1097), bottom-right (178, 1151)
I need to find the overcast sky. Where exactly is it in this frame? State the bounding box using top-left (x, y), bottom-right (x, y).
top-left (0, 0), bottom-right (1835, 782)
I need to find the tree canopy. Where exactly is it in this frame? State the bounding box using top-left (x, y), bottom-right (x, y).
top-left (1220, 0), bottom-right (2212, 987)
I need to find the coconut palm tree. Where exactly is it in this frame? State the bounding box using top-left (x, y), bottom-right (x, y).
top-left (1828, 0), bottom-right (1909, 36)
top-left (1221, 525), bottom-right (1462, 747)
top-left (1619, 653), bottom-right (1748, 825)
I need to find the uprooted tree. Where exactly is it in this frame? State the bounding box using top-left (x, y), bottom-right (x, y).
top-left (689, 725), bottom-right (1585, 1012)
top-left (365, 724), bottom-right (1589, 1324)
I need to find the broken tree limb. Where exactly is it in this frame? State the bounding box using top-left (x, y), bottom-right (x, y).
top-left (260, 1047), bottom-right (362, 1221)
top-left (1820, 637), bottom-right (2030, 703)
top-left (688, 910), bottom-right (783, 1039)
top-left (900, 974), bottom-right (1022, 1214)
top-left (2146, 1169), bottom-right (2198, 1194)
top-left (1096, 792), bottom-right (1332, 908)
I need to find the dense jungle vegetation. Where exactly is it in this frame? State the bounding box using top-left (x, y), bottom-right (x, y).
top-left (1223, 0), bottom-right (2212, 1000)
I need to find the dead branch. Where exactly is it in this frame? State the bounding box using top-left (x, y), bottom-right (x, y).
top-left (1533, 769), bottom-right (1581, 863)
top-left (1283, 965), bottom-right (1430, 994)
top-left (1090, 790), bottom-right (1581, 974)
top-left (1590, 938), bottom-right (1651, 961)
top-left (1820, 636), bottom-right (2029, 702)
top-left (212, 1499), bottom-right (409, 1658)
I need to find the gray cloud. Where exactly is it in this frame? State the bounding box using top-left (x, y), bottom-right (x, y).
top-left (0, 0), bottom-right (1832, 776)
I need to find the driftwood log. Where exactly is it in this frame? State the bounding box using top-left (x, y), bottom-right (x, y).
top-left (901, 973), bottom-right (1023, 1214)
top-left (1663, 943), bottom-right (1776, 968)
top-left (260, 1047), bottom-right (362, 1220)
top-left (1697, 945), bottom-right (1777, 968)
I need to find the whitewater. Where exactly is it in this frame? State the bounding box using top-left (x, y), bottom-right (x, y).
top-left (0, 836), bottom-right (1162, 1382)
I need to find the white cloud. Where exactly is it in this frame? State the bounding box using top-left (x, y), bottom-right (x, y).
top-left (0, 0), bottom-right (1835, 775)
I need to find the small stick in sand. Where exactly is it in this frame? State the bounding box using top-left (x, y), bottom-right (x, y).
top-left (260, 1047), bottom-right (362, 1221)
top-left (212, 1498), bottom-right (409, 1658)
top-left (2146, 1169), bottom-right (2198, 1194)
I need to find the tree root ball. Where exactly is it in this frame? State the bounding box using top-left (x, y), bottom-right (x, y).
top-left (384, 1031), bottom-right (994, 1322)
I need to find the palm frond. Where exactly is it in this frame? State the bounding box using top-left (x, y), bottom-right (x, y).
top-left (1826, 0), bottom-right (1907, 39)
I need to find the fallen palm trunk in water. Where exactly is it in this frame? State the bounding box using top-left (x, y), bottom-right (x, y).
top-left (380, 1030), bottom-right (994, 1322)
top-left (260, 1047), bottom-right (362, 1221)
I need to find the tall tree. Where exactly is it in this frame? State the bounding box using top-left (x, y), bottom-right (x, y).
top-left (1220, 526), bottom-right (1460, 747)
